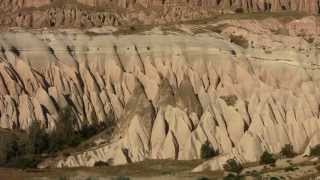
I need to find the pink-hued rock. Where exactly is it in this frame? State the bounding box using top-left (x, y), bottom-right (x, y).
top-left (0, 17), bottom-right (319, 170)
top-left (0, 0), bottom-right (319, 28)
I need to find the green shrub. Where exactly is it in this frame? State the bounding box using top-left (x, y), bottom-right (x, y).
top-left (66, 45), bottom-right (74, 57)
top-left (10, 46), bottom-right (20, 56)
top-left (48, 47), bottom-right (55, 55)
top-left (284, 166), bottom-right (298, 172)
top-left (47, 106), bottom-right (108, 153)
top-left (58, 176), bottom-right (69, 180)
top-left (310, 144), bottom-right (320, 157)
top-left (28, 121), bottom-right (49, 154)
top-left (306, 37), bottom-right (315, 44)
top-left (197, 177), bottom-right (210, 180)
top-left (235, 8), bottom-right (244, 13)
top-left (260, 151), bottom-right (276, 165)
top-left (223, 173), bottom-right (243, 180)
top-left (223, 159), bottom-right (243, 174)
top-left (280, 144), bottom-right (296, 158)
top-left (270, 177), bottom-right (280, 180)
top-left (200, 141), bottom-right (219, 159)
top-left (85, 177), bottom-right (98, 180)
top-left (0, 105), bottom-right (114, 169)
top-left (6, 155), bottom-right (41, 169)
top-left (220, 95), bottom-right (238, 106)
top-left (112, 176), bottom-right (130, 180)
top-left (94, 161), bottom-right (109, 167)
top-left (230, 35), bottom-right (249, 48)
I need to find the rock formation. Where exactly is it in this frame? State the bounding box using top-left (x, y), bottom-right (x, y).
top-left (0, 15), bottom-right (319, 170)
top-left (0, 0), bottom-right (320, 28)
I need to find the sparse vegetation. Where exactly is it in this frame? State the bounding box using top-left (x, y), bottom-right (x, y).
top-left (66, 45), bottom-right (74, 57)
top-left (223, 159), bottom-right (243, 174)
top-left (280, 144), bottom-right (296, 158)
top-left (284, 165), bottom-right (298, 172)
top-left (86, 177), bottom-right (98, 180)
top-left (310, 144), bottom-right (320, 157)
top-left (129, 26), bottom-right (136, 31)
top-left (220, 95), bottom-right (238, 106)
top-left (200, 141), bottom-right (219, 159)
top-left (94, 161), bottom-right (110, 167)
top-left (229, 35), bottom-right (249, 48)
top-left (260, 151), bottom-right (276, 165)
top-left (10, 46), bottom-right (20, 56)
top-left (306, 37), bottom-right (315, 44)
top-left (58, 176), bottom-right (69, 180)
top-left (270, 177), bottom-right (280, 180)
top-left (112, 176), bottom-right (130, 180)
top-left (223, 173), bottom-right (243, 180)
top-left (235, 8), bottom-right (244, 14)
top-left (48, 47), bottom-right (55, 55)
top-left (197, 177), bottom-right (210, 180)
top-left (47, 106), bottom-right (111, 153)
top-left (0, 105), bottom-right (112, 169)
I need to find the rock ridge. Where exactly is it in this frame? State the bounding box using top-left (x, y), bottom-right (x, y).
top-left (1, 16), bottom-right (320, 171)
top-left (0, 0), bottom-right (319, 28)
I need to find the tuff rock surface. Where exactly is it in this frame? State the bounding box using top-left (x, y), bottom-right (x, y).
top-left (1, 15), bottom-right (320, 171)
top-left (0, 0), bottom-right (320, 28)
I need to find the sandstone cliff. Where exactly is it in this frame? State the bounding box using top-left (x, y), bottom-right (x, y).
top-left (0, 0), bottom-right (319, 28)
top-left (1, 16), bottom-right (320, 170)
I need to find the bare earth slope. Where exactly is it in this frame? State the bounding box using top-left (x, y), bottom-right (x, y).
top-left (1, 0), bottom-right (320, 28)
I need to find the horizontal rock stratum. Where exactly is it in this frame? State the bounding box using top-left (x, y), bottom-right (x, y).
top-left (0, 0), bottom-right (319, 28)
top-left (1, 16), bottom-right (320, 170)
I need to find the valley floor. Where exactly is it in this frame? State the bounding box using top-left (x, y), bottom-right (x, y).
top-left (1, 158), bottom-right (320, 180)
top-left (0, 160), bottom-right (221, 180)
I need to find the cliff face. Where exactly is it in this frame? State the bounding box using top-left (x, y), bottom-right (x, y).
top-left (1, 16), bottom-right (320, 169)
top-left (0, 0), bottom-right (319, 28)
top-left (77, 0), bottom-right (320, 13)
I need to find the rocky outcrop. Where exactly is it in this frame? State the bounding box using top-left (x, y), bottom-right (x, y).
top-left (1, 16), bottom-right (320, 170)
top-left (0, 0), bottom-right (51, 13)
top-left (76, 0), bottom-right (320, 14)
top-left (0, 0), bottom-right (320, 28)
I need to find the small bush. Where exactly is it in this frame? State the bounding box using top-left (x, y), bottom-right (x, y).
top-left (200, 141), bottom-right (219, 159)
top-left (223, 159), bottom-right (243, 174)
top-left (94, 161), bottom-right (109, 167)
top-left (58, 176), bottom-right (69, 180)
top-left (260, 151), bottom-right (276, 165)
top-left (230, 35), bottom-right (249, 49)
top-left (86, 177), bottom-right (98, 180)
top-left (220, 95), bottom-right (238, 106)
top-left (0, 105), bottom-right (113, 169)
top-left (235, 8), bottom-right (244, 13)
top-left (310, 144), bottom-right (320, 157)
top-left (306, 37), bottom-right (315, 44)
top-left (284, 166), bottom-right (298, 172)
top-left (48, 47), bottom-right (55, 55)
top-left (280, 144), bottom-right (296, 158)
top-left (6, 155), bottom-right (41, 169)
top-left (28, 121), bottom-right (49, 154)
top-left (270, 177), bottom-right (280, 180)
top-left (129, 26), bottom-right (136, 31)
top-left (66, 45), bottom-right (74, 57)
top-left (197, 177), bottom-right (210, 180)
top-left (223, 173), bottom-right (243, 180)
top-left (112, 176), bottom-right (130, 180)
top-left (10, 46), bottom-right (20, 56)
